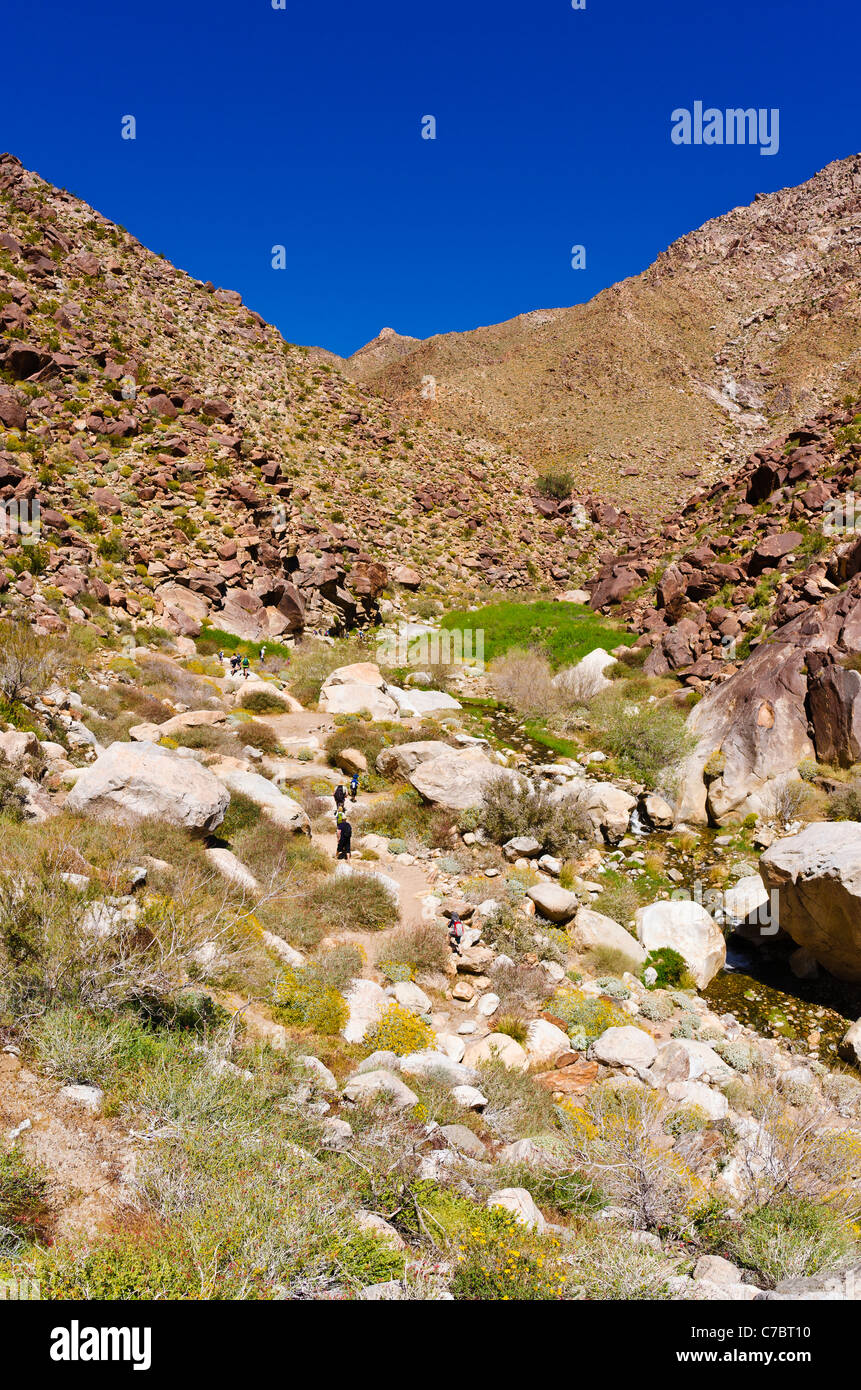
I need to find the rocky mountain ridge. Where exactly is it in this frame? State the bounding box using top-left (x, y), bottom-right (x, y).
top-left (339, 155), bottom-right (861, 516)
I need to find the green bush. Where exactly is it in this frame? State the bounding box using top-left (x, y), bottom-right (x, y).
top-left (643, 947), bottom-right (689, 990)
top-left (239, 689), bottom-right (289, 715)
top-left (364, 1002), bottom-right (433, 1056)
top-left (480, 772), bottom-right (590, 857)
top-left (591, 690), bottom-right (695, 789)
top-left (535, 467), bottom-right (575, 501)
top-left (274, 965), bottom-right (348, 1035)
top-left (731, 1198), bottom-right (858, 1286)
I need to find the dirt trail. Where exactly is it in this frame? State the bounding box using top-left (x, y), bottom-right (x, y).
top-left (0, 1052), bottom-right (138, 1240)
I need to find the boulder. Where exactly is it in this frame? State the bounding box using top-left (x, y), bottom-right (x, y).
top-left (399, 1052), bottom-right (478, 1088)
top-left (336, 748), bottom-right (367, 775)
top-left (388, 686), bottom-right (462, 716)
top-left (760, 822), bottom-right (861, 980)
top-left (392, 981), bottom-right (432, 1014)
top-left (571, 907), bottom-right (647, 966)
top-left (343, 1069), bottom-right (418, 1109)
top-left (841, 1018), bottom-right (861, 1066)
top-left (409, 750), bottom-right (510, 812)
top-left (375, 740), bottom-right (453, 779)
top-left (635, 900), bottom-right (726, 989)
top-left (486, 1188), bottom-right (546, 1233)
top-left (319, 681), bottom-right (399, 719)
top-left (676, 578), bottom-right (861, 824)
top-left (342, 979), bottom-right (389, 1043)
top-left (666, 1080), bottom-right (728, 1121)
top-left (590, 1025), bottom-right (657, 1070)
top-left (210, 767), bottom-right (311, 834)
top-left (525, 1018), bottom-right (570, 1066)
top-left (527, 882), bottom-right (579, 923)
top-left (65, 741), bottom-right (229, 832)
top-left (464, 1033), bottom-right (529, 1071)
top-left (559, 778), bottom-right (636, 843)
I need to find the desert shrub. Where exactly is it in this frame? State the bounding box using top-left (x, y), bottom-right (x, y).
top-left (714, 1040), bottom-right (758, 1073)
top-left (643, 947), bottom-right (689, 990)
top-left (363, 1003), bottom-right (433, 1056)
top-left (583, 943), bottom-right (642, 977)
top-left (480, 773), bottom-right (590, 858)
top-left (492, 959), bottom-right (556, 1021)
top-left (534, 466), bottom-right (575, 501)
top-left (730, 1087), bottom-right (861, 1214)
top-left (494, 1014), bottom-right (528, 1044)
top-left (477, 1056), bottom-right (558, 1142)
top-left (592, 874), bottom-right (639, 926)
top-left (563, 1224), bottom-right (674, 1299)
top-left (767, 779), bottom-right (814, 823)
top-left (377, 921), bottom-right (449, 976)
top-left (306, 873), bottom-right (398, 934)
top-left (558, 1088), bottom-right (696, 1232)
top-left (590, 689), bottom-right (695, 789)
top-left (307, 943), bottom-right (364, 993)
top-left (827, 781), bottom-right (861, 822)
top-left (480, 904), bottom-right (538, 961)
top-left (554, 658), bottom-right (616, 706)
top-left (218, 791), bottom-right (263, 840)
top-left (0, 768), bottom-right (27, 822)
top-left (274, 965), bottom-right (347, 1035)
top-left (360, 787), bottom-right (437, 845)
top-left (0, 1148), bottom-right (52, 1250)
top-left (549, 986), bottom-right (634, 1046)
top-left (730, 1197), bottom-right (858, 1286)
top-left (489, 649), bottom-right (558, 718)
top-left (171, 724), bottom-right (237, 753)
top-left (236, 719), bottom-right (281, 755)
top-left (453, 1210), bottom-right (566, 1300)
top-left (239, 689), bottom-right (289, 715)
top-left (637, 992), bottom-right (675, 1023)
top-left (0, 620), bottom-right (70, 704)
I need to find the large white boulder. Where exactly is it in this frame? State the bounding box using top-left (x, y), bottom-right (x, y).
top-left (525, 1019), bottom-right (570, 1066)
top-left (376, 740), bottom-right (453, 779)
top-left (319, 663), bottom-right (399, 718)
top-left (343, 1069), bottom-right (418, 1109)
top-left (464, 1033), bottom-right (529, 1071)
top-left (388, 687), bottom-right (462, 716)
top-left (342, 979), bottom-right (389, 1043)
top-left (635, 899), bottom-right (726, 989)
top-left (65, 741), bottom-right (229, 832)
top-left (571, 907), bottom-right (647, 966)
top-left (487, 1188), bottom-right (546, 1233)
top-left (590, 1025), bottom-right (657, 1069)
top-left (409, 750), bottom-right (511, 811)
top-left (211, 767), bottom-right (311, 834)
top-left (527, 882), bottom-right (579, 923)
top-left (558, 779), bottom-right (636, 843)
top-left (760, 822), bottom-right (861, 981)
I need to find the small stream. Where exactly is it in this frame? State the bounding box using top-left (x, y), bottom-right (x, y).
top-left (464, 701), bottom-right (859, 1066)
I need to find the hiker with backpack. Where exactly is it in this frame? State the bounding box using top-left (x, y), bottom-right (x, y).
top-left (349, 772), bottom-right (359, 802)
top-left (336, 819), bottom-right (352, 861)
top-left (448, 913), bottom-right (465, 957)
top-left (334, 784), bottom-right (347, 811)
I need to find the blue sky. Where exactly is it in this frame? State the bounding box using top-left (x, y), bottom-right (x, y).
top-left (3, 0), bottom-right (858, 356)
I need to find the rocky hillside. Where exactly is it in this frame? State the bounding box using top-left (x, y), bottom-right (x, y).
top-left (344, 156), bottom-right (861, 517)
top-left (2, 635), bottom-right (860, 1303)
top-left (0, 153), bottom-right (602, 646)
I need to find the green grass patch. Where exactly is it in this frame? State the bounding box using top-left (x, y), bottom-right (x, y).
top-left (440, 601), bottom-right (632, 670)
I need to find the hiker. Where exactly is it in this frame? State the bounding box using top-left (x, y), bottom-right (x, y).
top-left (217, 649), bottom-right (224, 665)
top-left (334, 806), bottom-right (346, 828)
top-left (447, 913), bottom-right (465, 957)
top-left (349, 771), bottom-right (359, 802)
top-left (334, 783), bottom-right (347, 810)
top-left (336, 819), bottom-right (352, 861)
top-left (242, 655), bottom-right (250, 679)
top-left (230, 654), bottom-right (240, 675)
top-left (260, 644), bottom-right (267, 666)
